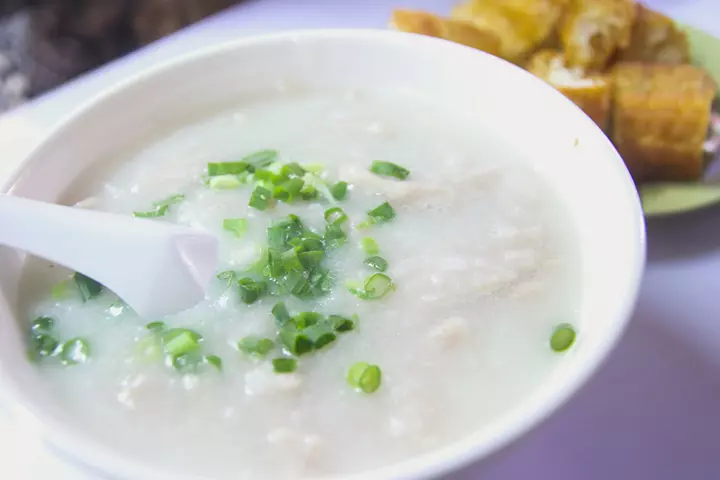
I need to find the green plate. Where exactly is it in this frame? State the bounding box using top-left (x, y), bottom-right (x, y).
top-left (640, 25), bottom-right (720, 217)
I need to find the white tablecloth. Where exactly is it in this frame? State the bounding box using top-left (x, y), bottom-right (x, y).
top-left (1, 1), bottom-right (719, 479)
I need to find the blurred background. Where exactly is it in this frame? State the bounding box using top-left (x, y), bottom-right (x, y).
top-left (0, 0), bottom-right (238, 111)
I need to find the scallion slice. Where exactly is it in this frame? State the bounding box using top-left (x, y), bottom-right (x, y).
top-left (329, 314), bottom-right (356, 333)
top-left (272, 302), bottom-right (292, 327)
top-left (223, 218), bottom-right (248, 238)
top-left (237, 336), bottom-right (275, 357)
top-left (208, 161), bottom-right (251, 176)
top-left (279, 328), bottom-right (314, 356)
top-left (237, 277), bottom-right (266, 304)
top-left (294, 312), bottom-right (323, 330)
top-left (204, 355), bottom-right (223, 370)
top-left (30, 316), bottom-right (54, 334)
top-left (242, 150), bottom-right (278, 169)
top-left (304, 323), bottom-right (336, 350)
top-left (324, 207), bottom-right (348, 225)
top-left (347, 362), bottom-right (382, 393)
top-left (324, 223), bottom-right (346, 249)
top-left (30, 334), bottom-right (59, 359)
top-left (330, 181), bottom-right (348, 201)
top-left (360, 237), bottom-right (379, 255)
top-left (208, 174), bottom-right (244, 189)
top-left (163, 329), bottom-right (202, 356)
top-left (367, 201), bottom-right (396, 224)
top-left (347, 273), bottom-right (395, 300)
top-left (370, 161), bottom-right (410, 180)
top-left (550, 324), bottom-right (576, 352)
top-left (134, 194), bottom-right (184, 218)
top-left (73, 272), bottom-right (103, 302)
top-left (364, 256), bottom-right (389, 272)
top-left (248, 186), bottom-right (274, 211)
top-left (272, 357), bottom-right (297, 373)
top-left (60, 338), bottom-right (90, 366)
top-left (146, 321), bottom-right (167, 333)
top-left (274, 178), bottom-right (305, 203)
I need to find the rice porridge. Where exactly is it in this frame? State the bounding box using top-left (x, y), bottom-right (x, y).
top-left (20, 88), bottom-right (580, 479)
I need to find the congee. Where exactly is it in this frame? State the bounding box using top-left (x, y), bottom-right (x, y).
top-left (20, 87), bottom-right (579, 479)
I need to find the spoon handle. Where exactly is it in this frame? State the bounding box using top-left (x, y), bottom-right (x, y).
top-left (0, 194), bottom-right (219, 318)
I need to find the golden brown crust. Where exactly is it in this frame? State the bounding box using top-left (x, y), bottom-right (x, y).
top-left (451, 0), bottom-right (568, 64)
top-left (527, 49), bottom-right (611, 128)
top-left (561, 0), bottom-right (636, 70)
top-left (617, 3), bottom-right (690, 64)
top-left (390, 9), bottom-right (501, 56)
top-left (611, 63), bottom-right (716, 182)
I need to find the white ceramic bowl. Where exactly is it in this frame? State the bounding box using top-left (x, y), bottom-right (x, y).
top-left (0, 30), bottom-right (645, 480)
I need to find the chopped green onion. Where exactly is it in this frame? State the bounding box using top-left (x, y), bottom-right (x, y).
top-left (302, 163), bottom-right (325, 174)
top-left (163, 330), bottom-right (202, 356)
top-left (30, 316), bottom-right (54, 334)
top-left (274, 178), bottom-right (305, 203)
top-left (301, 173), bottom-right (336, 203)
top-left (60, 338), bottom-right (90, 365)
top-left (248, 186), bottom-right (274, 211)
top-left (347, 273), bottom-right (395, 300)
top-left (347, 362), bottom-right (368, 387)
top-left (370, 161), bottom-right (410, 180)
top-left (330, 181), bottom-right (348, 201)
top-left (223, 218), bottom-right (248, 238)
top-left (237, 277), bottom-right (266, 304)
top-left (347, 362), bottom-right (382, 393)
top-left (272, 302), bottom-right (292, 327)
top-left (73, 272), bottom-right (103, 302)
top-left (133, 194), bottom-right (184, 218)
top-left (208, 174), bottom-right (244, 189)
top-left (324, 207), bottom-right (348, 225)
top-left (51, 279), bottom-right (73, 299)
top-left (30, 334), bottom-right (59, 359)
top-left (237, 336), bottom-right (275, 357)
top-left (358, 365), bottom-right (382, 393)
top-left (279, 328), bottom-right (314, 356)
top-left (364, 273), bottom-right (394, 299)
top-left (171, 352), bottom-right (203, 373)
top-left (299, 250), bottom-right (324, 270)
top-left (281, 162), bottom-right (307, 178)
top-left (272, 357), bottom-right (297, 373)
top-left (367, 201), bottom-right (396, 224)
top-left (329, 314), bottom-right (356, 333)
top-left (281, 247), bottom-right (304, 272)
top-left (360, 237), bottom-right (379, 255)
top-left (204, 355), bottom-right (223, 370)
top-left (217, 270), bottom-right (237, 284)
top-left (146, 321), bottom-right (167, 333)
top-left (304, 323), bottom-right (336, 350)
top-left (294, 312), bottom-right (323, 330)
top-left (364, 256), bottom-right (389, 272)
top-left (242, 150), bottom-right (278, 169)
top-left (208, 161), bottom-right (251, 176)
top-left (324, 223), bottom-right (346, 249)
top-left (550, 324), bottom-right (576, 352)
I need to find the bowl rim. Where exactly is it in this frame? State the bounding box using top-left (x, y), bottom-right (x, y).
top-left (0, 28), bottom-right (647, 480)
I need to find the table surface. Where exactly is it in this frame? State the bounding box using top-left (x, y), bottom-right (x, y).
top-left (2, 1), bottom-right (720, 479)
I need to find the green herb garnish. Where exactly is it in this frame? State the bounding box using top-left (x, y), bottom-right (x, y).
top-left (272, 357), bottom-right (297, 373)
top-left (367, 201), bottom-right (396, 224)
top-left (208, 161), bottom-right (251, 177)
top-left (329, 314), bottom-right (356, 332)
top-left (360, 237), bottom-right (379, 255)
top-left (237, 336), bottom-right (275, 357)
top-left (347, 273), bottom-right (395, 300)
top-left (324, 207), bottom-right (348, 225)
top-left (237, 277), bottom-right (266, 304)
top-left (73, 272), bottom-right (103, 302)
top-left (330, 181), bottom-right (348, 201)
top-left (248, 186), bottom-right (274, 211)
top-left (370, 161), bottom-right (410, 180)
top-left (133, 194), bottom-right (184, 218)
top-left (204, 355), bottom-right (223, 370)
top-left (279, 328), bottom-right (314, 356)
top-left (146, 321), bottom-right (167, 333)
top-left (223, 218), bottom-right (248, 238)
top-left (364, 256), bottom-right (388, 272)
top-left (59, 338), bottom-right (90, 365)
top-left (348, 362), bottom-right (382, 393)
top-left (162, 329), bottom-right (202, 357)
top-left (550, 324), bottom-right (576, 352)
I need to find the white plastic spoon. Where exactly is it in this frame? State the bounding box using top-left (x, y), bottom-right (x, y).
top-left (0, 194), bottom-right (219, 318)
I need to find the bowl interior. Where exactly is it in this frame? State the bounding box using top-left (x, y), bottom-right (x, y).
top-left (0, 30), bottom-right (645, 480)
